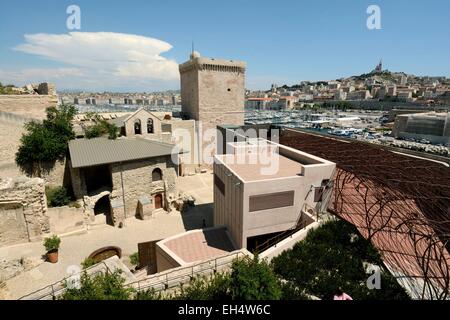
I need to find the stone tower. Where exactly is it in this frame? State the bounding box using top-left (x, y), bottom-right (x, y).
top-left (179, 51), bottom-right (246, 163)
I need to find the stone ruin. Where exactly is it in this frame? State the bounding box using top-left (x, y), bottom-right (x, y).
top-left (0, 177), bottom-right (50, 248)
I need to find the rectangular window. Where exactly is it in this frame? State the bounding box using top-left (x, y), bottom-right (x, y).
top-left (214, 174), bottom-right (225, 196)
top-left (314, 187), bottom-right (324, 202)
top-left (249, 191), bottom-right (294, 212)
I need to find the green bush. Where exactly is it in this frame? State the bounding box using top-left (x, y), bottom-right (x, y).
top-left (129, 252), bottom-right (139, 267)
top-left (61, 270), bottom-right (133, 300)
top-left (272, 219), bottom-right (409, 300)
top-left (43, 235), bottom-right (61, 252)
top-left (85, 125), bottom-right (103, 139)
top-left (135, 288), bottom-right (165, 300)
top-left (84, 115), bottom-right (119, 140)
top-left (174, 273), bottom-right (231, 300)
top-left (46, 186), bottom-right (71, 207)
top-left (81, 258), bottom-right (97, 269)
top-left (229, 255), bottom-right (282, 300)
top-left (59, 255), bottom-right (284, 300)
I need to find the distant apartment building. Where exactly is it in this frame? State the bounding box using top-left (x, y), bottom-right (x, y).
top-left (346, 90), bottom-right (371, 100)
top-left (245, 97), bottom-right (274, 110)
top-left (277, 96), bottom-right (297, 109)
top-left (397, 90), bottom-right (413, 102)
top-left (213, 138), bottom-right (336, 248)
top-left (328, 81), bottom-right (341, 90)
top-left (334, 90), bottom-right (347, 101)
top-left (392, 112), bottom-right (450, 144)
top-left (388, 85), bottom-right (397, 97)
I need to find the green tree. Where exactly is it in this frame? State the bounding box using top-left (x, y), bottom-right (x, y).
top-left (15, 104), bottom-right (77, 176)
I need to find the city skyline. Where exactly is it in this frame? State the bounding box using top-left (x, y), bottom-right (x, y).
top-left (1, 0), bottom-right (450, 92)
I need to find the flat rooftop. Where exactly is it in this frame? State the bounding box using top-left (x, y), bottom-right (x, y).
top-left (215, 140), bottom-right (333, 182)
top-left (159, 227), bottom-right (236, 264)
top-left (216, 152), bottom-right (304, 182)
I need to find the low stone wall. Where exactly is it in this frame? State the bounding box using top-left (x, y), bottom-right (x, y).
top-left (0, 177), bottom-right (50, 247)
top-left (48, 205), bottom-right (86, 235)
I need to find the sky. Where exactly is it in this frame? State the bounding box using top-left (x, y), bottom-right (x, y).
top-left (0, 0), bottom-right (449, 92)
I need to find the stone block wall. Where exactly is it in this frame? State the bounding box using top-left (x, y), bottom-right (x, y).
top-left (110, 156), bottom-right (177, 219)
top-left (0, 95), bottom-right (58, 120)
top-left (0, 177), bottom-right (49, 247)
top-left (0, 94), bottom-right (58, 179)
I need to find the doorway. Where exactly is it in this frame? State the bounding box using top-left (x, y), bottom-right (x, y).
top-left (94, 195), bottom-right (113, 225)
top-left (154, 194), bottom-right (163, 210)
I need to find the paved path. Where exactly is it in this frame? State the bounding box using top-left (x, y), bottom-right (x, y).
top-left (1, 173), bottom-right (214, 299)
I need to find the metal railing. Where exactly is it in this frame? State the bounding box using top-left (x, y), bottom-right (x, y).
top-left (254, 206), bottom-right (314, 254)
top-left (18, 261), bottom-right (113, 300)
top-left (125, 251), bottom-right (249, 294)
top-left (18, 251), bottom-right (249, 300)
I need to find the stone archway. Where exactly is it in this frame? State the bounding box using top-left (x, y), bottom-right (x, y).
top-left (83, 191), bottom-right (112, 225)
top-left (94, 195), bottom-right (113, 225)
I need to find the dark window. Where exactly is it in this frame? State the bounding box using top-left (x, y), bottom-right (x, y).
top-left (147, 118), bottom-right (154, 134)
top-left (152, 168), bottom-right (162, 181)
top-left (314, 187), bottom-right (324, 202)
top-left (214, 174), bottom-right (225, 195)
top-left (227, 88), bottom-right (231, 92)
top-left (249, 191), bottom-right (294, 212)
top-left (134, 119), bottom-right (142, 135)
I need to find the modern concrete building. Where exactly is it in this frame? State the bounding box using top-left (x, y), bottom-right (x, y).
top-left (213, 138), bottom-right (336, 249)
top-left (392, 112), bottom-right (450, 144)
top-left (179, 51), bottom-right (246, 162)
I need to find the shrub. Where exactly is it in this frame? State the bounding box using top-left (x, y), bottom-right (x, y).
top-left (135, 288), bottom-right (165, 300)
top-left (85, 125), bottom-right (103, 139)
top-left (129, 252), bottom-right (139, 267)
top-left (228, 255), bottom-right (282, 300)
top-left (43, 235), bottom-right (61, 252)
top-left (61, 270), bottom-right (133, 300)
top-left (272, 219), bottom-right (409, 300)
top-left (84, 116), bottom-right (119, 140)
top-left (174, 273), bottom-right (231, 300)
top-left (81, 258), bottom-right (96, 269)
top-left (46, 186), bottom-right (71, 207)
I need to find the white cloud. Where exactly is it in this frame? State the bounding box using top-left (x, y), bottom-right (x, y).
top-left (0, 32), bottom-right (180, 91)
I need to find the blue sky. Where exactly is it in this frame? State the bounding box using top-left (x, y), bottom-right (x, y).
top-left (1, 0), bottom-right (449, 92)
